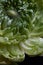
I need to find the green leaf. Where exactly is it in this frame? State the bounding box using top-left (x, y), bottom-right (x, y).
top-left (20, 38), bottom-right (43, 55)
top-left (0, 44), bottom-right (25, 62)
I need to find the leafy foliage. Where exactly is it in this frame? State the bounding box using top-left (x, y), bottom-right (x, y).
top-left (0, 0), bottom-right (43, 64)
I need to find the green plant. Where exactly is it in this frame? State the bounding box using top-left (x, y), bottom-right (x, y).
top-left (0, 0), bottom-right (43, 64)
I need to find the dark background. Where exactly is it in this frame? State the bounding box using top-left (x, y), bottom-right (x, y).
top-left (19, 54), bottom-right (43, 65)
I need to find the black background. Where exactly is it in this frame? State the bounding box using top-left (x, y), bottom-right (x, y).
top-left (19, 54), bottom-right (43, 65)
